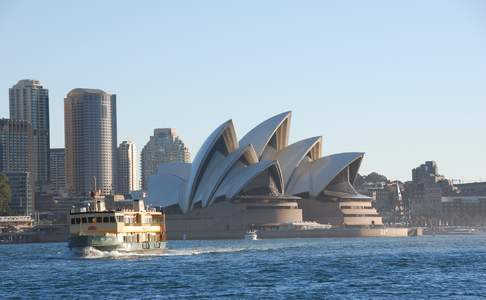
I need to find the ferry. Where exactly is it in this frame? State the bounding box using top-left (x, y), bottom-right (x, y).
top-left (244, 230), bottom-right (258, 240)
top-left (68, 194), bottom-right (166, 253)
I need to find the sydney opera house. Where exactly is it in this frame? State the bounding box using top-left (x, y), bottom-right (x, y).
top-left (146, 112), bottom-right (408, 239)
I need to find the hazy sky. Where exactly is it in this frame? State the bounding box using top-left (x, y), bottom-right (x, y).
top-left (1, 1), bottom-right (485, 182)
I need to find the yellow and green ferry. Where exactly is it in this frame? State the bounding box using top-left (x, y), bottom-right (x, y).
top-left (68, 196), bottom-right (166, 253)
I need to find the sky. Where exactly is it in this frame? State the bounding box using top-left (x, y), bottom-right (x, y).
top-left (1, 0), bottom-right (485, 182)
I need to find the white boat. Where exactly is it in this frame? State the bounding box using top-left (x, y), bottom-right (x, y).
top-left (244, 230), bottom-right (258, 240)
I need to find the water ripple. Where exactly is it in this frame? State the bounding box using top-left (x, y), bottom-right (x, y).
top-left (1, 235), bottom-right (486, 299)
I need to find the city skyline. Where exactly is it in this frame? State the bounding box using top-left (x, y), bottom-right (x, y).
top-left (1, 1), bottom-right (485, 182)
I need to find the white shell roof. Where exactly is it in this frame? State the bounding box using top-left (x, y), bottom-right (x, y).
top-left (155, 162), bottom-right (191, 179)
top-left (276, 136), bottom-right (322, 186)
top-left (239, 111), bottom-right (291, 158)
top-left (146, 162), bottom-right (191, 209)
top-left (146, 111), bottom-right (367, 213)
top-left (183, 120), bottom-right (238, 212)
top-left (218, 160), bottom-right (284, 199)
top-left (286, 152), bottom-right (364, 197)
top-left (194, 144), bottom-right (259, 207)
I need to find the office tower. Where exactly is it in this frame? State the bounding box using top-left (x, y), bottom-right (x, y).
top-left (49, 148), bottom-right (65, 193)
top-left (141, 128), bottom-right (190, 189)
top-left (64, 88), bottom-right (117, 195)
top-left (3, 172), bottom-right (33, 216)
top-left (117, 141), bottom-right (139, 196)
top-left (9, 79), bottom-right (50, 185)
top-left (0, 119), bottom-right (35, 215)
top-left (0, 119), bottom-right (35, 175)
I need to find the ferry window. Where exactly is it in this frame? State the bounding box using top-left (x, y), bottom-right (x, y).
top-left (103, 217), bottom-right (109, 223)
top-left (110, 216), bottom-right (116, 223)
top-left (88, 217), bottom-right (95, 223)
top-left (75, 218), bottom-right (81, 224)
top-left (81, 217), bottom-right (87, 224)
top-left (96, 217), bottom-right (102, 223)
top-left (71, 218), bottom-right (75, 224)
top-left (116, 216), bottom-right (123, 222)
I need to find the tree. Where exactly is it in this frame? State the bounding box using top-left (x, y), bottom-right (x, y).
top-left (0, 173), bottom-right (11, 215)
top-left (365, 172), bottom-right (388, 183)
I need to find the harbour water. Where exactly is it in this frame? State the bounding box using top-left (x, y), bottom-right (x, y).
top-left (1, 235), bottom-right (486, 299)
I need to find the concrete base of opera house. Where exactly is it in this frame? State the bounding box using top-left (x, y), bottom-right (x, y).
top-left (164, 196), bottom-right (421, 240)
top-left (257, 227), bottom-right (421, 239)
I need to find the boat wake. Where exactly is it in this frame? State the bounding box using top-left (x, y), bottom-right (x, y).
top-left (74, 247), bottom-right (163, 259)
top-left (76, 242), bottom-right (302, 259)
top-left (77, 246), bottom-right (249, 258)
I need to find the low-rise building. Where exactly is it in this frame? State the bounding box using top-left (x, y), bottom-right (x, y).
top-left (3, 172), bottom-right (34, 216)
top-left (442, 196), bottom-right (486, 226)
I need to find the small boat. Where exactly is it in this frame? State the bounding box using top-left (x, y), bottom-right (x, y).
top-left (244, 230), bottom-right (258, 240)
top-left (68, 192), bottom-right (166, 254)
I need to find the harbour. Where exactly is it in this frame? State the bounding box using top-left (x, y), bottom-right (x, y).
top-left (1, 235), bottom-right (485, 299)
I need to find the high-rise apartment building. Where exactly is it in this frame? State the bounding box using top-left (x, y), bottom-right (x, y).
top-left (141, 128), bottom-right (190, 189)
top-left (64, 88), bottom-right (117, 195)
top-left (117, 141), bottom-right (139, 196)
top-left (0, 119), bottom-right (35, 215)
top-left (49, 148), bottom-right (65, 193)
top-left (9, 79), bottom-right (50, 185)
top-left (0, 119), bottom-right (35, 176)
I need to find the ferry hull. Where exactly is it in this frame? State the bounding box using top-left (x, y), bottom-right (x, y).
top-left (68, 235), bottom-right (166, 252)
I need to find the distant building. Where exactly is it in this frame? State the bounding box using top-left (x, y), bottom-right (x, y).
top-left (359, 181), bottom-right (405, 224)
top-left (0, 215), bottom-right (33, 231)
top-left (408, 161), bottom-right (455, 226)
top-left (438, 181), bottom-right (486, 226)
top-left (412, 161), bottom-right (438, 182)
top-left (64, 88), bottom-right (117, 195)
top-left (9, 79), bottom-right (50, 186)
top-left (454, 182), bottom-right (486, 196)
top-left (0, 119), bottom-right (36, 215)
top-left (141, 128), bottom-right (190, 189)
top-left (442, 196), bottom-right (486, 226)
top-left (49, 148), bottom-right (65, 193)
top-left (0, 119), bottom-right (34, 176)
top-left (117, 141), bottom-right (139, 196)
top-left (3, 172), bottom-right (34, 216)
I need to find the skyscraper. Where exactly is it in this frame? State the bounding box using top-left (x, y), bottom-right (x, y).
top-left (9, 79), bottom-right (50, 186)
top-left (49, 148), bottom-right (65, 193)
top-left (0, 119), bottom-right (35, 176)
top-left (141, 128), bottom-right (190, 189)
top-left (117, 141), bottom-right (139, 196)
top-left (64, 88), bottom-right (117, 195)
top-left (0, 119), bottom-right (35, 215)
